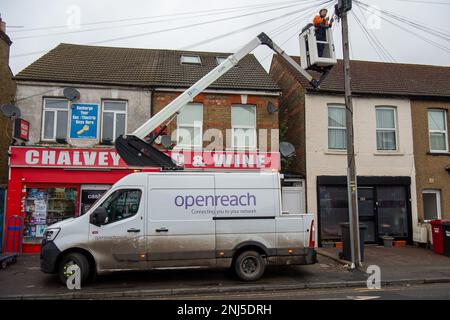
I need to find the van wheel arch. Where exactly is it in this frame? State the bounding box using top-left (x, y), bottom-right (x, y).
top-left (232, 242), bottom-right (269, 262)
top-left (56, 248), bottom-right (97, 282)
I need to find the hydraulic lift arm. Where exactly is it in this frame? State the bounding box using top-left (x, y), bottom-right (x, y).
top-left (116, 32), bottom-right (327, 167)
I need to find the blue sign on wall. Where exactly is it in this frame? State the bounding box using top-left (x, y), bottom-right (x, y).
top-left (70, 104), bottom-right (98, 139)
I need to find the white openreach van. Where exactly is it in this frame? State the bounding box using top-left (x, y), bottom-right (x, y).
top-left (40, 172), bottom-right (316, 284)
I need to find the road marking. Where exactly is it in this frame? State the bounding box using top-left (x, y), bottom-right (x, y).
top-left (347, 296), bottom-right (380, 300)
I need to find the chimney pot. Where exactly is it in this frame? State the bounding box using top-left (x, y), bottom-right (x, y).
top-left (0, 19), bottom-right (5, 33)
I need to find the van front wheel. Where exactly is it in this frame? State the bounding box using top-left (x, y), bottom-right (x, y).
top-left (58, 253), bottom-right (90, 286)
top-left (234, 250), bottom-right (266, 281)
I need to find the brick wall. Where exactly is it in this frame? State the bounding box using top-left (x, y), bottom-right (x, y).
top-left (152, 91), bottom-right (280, 151)
top-left (0, 32), bottom-right (15, 185)
top-left (411, 100), bottom-right (450, 220)
top-left (269, 55), bottom-right (306, 175)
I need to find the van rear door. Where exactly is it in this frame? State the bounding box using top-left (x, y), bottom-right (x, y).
top-left (146, 174), bottom-right (216, 268)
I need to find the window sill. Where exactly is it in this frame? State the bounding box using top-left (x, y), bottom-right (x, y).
top-left (427, 151), bottom-right (450, 156)
top-left (324, 150), bottom-right (347, 155)
top-left (373, 151), bottom-right (404, 156)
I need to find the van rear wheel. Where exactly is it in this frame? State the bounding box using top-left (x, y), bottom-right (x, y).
top-left (58, 253), bottom-right (90, 286)
top-left (234, 250), bottom-right (266, 281)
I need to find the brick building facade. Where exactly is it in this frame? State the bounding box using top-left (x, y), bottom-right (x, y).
top-left (411, 100), bottom-right (450, 221)
top-left (0, 19), bottom-right (15, 185)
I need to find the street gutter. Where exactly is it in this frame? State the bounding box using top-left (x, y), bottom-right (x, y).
top-left (3, 278), bottom-right (450, 300)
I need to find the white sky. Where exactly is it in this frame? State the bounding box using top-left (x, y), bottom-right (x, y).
top-left (2, 0), bottom-right (450, 75)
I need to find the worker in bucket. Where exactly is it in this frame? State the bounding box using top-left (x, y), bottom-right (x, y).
top-left (313, 8), bottom-right (333, 57)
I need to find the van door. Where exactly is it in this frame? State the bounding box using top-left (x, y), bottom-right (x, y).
top-left (146, 174), bottom-right (215, 268)
top-left (88, 187), bottom-right (146, 271)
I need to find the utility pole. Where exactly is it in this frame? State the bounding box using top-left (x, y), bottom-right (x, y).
top-left (339, 1), bottom-right (361, 268)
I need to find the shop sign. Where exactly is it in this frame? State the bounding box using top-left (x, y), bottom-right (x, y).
top-left (70, 104), bottom-right (98, 139)
top-left (10, 147), bottom-right (280, 170)
top-left (14, 118), bottom-right (30, 141)
top-left (167, 150), bottom-right (280, 170)
top-left (11, 147), bottom-right (127, 168)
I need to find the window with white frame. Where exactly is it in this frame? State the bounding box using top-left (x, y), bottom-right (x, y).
top-left (232, 105), bottom-right (256, 150)
top-left (102, 101), bottom-right (127, 143)
top-left (328, 105), bottom-right (347, 149)
top-left (428, 109), bottom-right (448, 152)
top-left (376, 107), bottom-right (397, 151)
top-left (176, 103), bottom-right (203, 148)
top-left (42, 98), bottom-right (69, 141)
top-left (422, 190), bottom-right (441, 221)
top-left (181, 55), bottom-right (201, 65)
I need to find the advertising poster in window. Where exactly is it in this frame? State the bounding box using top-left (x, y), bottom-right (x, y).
top-left (70, 103), bottom-right (99, 139)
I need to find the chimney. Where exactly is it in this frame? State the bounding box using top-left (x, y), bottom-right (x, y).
top-left (0, 15), bottom-right (5, 33)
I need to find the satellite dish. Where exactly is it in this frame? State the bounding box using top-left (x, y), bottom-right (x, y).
top-left (63, 87), bottom-right (80, 101)
top-left (266, 101), bottom-right (278, 113)
top-left (0, 104), bottom-right (21, 118)
top-left (280, 141), bottom-right (296, 158)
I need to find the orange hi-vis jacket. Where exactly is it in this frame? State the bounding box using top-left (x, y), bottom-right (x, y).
top-left (313, 15), bottom-right (331, 28)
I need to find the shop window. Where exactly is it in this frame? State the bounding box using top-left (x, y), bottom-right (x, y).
top-left (176, 103), bottom-right (203, 148)
top-left (102, 101), bottom-right (127, 143)
top-left (319, 186), bottom-right (349, 240)
top-left (428, 109), bottom-right (448, 152)
top-left (42, 98), bottom-right (69, 141)
top-left (422, 190), bottom-right (442, 221)
top-left (376, 186), bottom-right (408, 237)
top-left (97, 189), bottom-right (142, 224)
top-left (24, 187), bottom-right (77, 242)
top-left (376, 107), bottom-right (397, 151)
top-left (232, 104), bottom-right (256, 150)
top-left (328, 105), bottom-right (346, 149)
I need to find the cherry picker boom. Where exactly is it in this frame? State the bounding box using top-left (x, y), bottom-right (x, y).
top-left (115, 32), bottom-right (333, 167)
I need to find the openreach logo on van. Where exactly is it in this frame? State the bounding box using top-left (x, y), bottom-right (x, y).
top-left (174, 192), bottom-right (257, 214)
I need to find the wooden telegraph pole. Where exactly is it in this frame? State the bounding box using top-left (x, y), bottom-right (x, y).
top-left (339, 0), bottom-right (361, 268)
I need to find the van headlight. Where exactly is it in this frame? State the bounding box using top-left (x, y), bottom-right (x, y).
top-left (44, 228), bottom-right (60, 241)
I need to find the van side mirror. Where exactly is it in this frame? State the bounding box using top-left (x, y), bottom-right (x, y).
top-left (90, 207), bottom-right (108, 226)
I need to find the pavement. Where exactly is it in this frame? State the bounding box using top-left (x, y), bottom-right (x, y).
top-left (318, 245), bottom-right (450, 282)
top-left (0, 245), bottom-right (449, 299)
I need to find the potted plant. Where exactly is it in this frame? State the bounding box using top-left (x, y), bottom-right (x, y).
top-left (381, 234), bottom-right (394, 247)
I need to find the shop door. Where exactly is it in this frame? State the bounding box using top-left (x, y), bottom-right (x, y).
top-left (376, 186), bottom-right (409, 241)
top-left (281, 186), bottom-right (305, 214)
top-left (357, 187), bottom-right (376, 243)
top-left (88, 188), bottom-right (146, 271)
top-left (80, 185), bottom-right (110, 215)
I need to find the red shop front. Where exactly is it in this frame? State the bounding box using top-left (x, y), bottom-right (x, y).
top-left (4, 146), bottom-right (280, 254)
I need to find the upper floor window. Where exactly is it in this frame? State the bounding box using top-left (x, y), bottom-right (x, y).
top-left (181, 55), bottom-right (201, 65)
top-left (177, 103), bottom-right (203, 148)
top-left (376, 107), bottom-right (397, 151)
top-left (42, 98), bottom-right (69, 141)
top-left (328, 105), bottom-right (346, 150)
top-left (428, 109), bottom-right (448, 152)
top-left (102, 101), bottom-right (127, 143)
top-left (232, 105), bottom-right (256, 150)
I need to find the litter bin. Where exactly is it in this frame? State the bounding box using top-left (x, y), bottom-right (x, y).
top-left (339, 223), bottom-right (367, 262)
top-left (442, 221), bottom-right (450, 257)
top-left (430, 220), bottom-right (445, 255)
